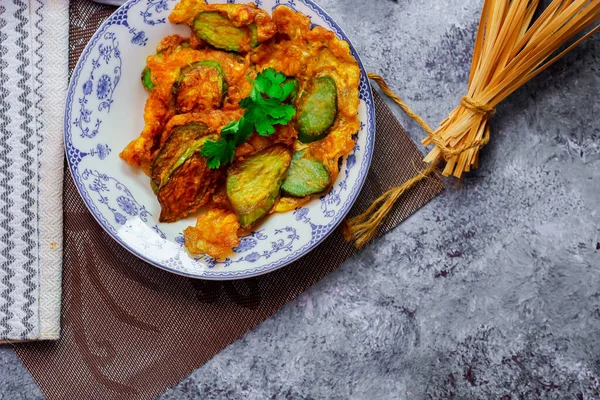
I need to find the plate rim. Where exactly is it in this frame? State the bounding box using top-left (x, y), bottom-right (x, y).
top-left (65, 0), bottom-right (376, 280)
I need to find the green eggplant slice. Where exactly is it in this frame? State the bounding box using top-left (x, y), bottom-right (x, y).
top-left (281, 151), bottom-right (330, 197)
top-left (151, 122), bottom-right (210, 189)
top-left (141, 67), bottom-right (155, 91)
top-left (226, 145), bottom-right (291, 227)
top-left (297, 76), bottom-right (338, 143)
top-left (157, 152), bottom-right (215, 223)
top-left (141, 42), bottom-right (193, 92)
top-left (173, 61), bottom-right (227, 113)
top-left (192, 12), bottom-right (258, 53)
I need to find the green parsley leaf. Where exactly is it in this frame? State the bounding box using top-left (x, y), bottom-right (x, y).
top-left (201, 139), bottom-right (236, 169)
top-left (281, 80), bottom-right (297, 99)
top-left (201, 68), bottom-right (297, 169)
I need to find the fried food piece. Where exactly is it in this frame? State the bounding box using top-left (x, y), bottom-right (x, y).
top-left (170, 1), bottom-right (277, 48)
top-left (156, 34), bottom-right (191, 53)
top-left (226, 145), bottom-right (291, 227)
top-left (297, 76), bottom-right (338, 143)
top-left (154, 122), bottom-right (219, 222)
top-left (173, 61), bottom-right (227, 113)
top-left (303, 27), bottom-right (360, 181)
top-left (121, 42), bottom-right (250, 173)
top-left (164, 109), bottom-right (244, 136)
top-left (158, 153), bottom-right (218, 222)
top-left (184, 208), bottom-right (241, 258)
top-left (193, 12), bottom-right (258, 53)
top-left (141, 38), bottom-right (193, 92)
top-left (151, 122), bottom-right (210, 188)
top-left (281, 150), bottom-right (330, 197)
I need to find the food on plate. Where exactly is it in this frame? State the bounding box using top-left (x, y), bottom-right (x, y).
top-left (150, 122), bottom-right (219, 222)
top-left (192, 12), bottom-right (260, 52)
top-left (297, 76), bottom-right (338, 143)
top-left (173, 61), bottom-right (227, 113)
top-left (150, 121), bottom-right (211, 189)
top-left (184, 208), bottom-right (241, 258)
top-left (141, 66), bottom-right (155, 91)
top-left (227, 145), bottom-right (292, 228)
top-left (281, 150), bottom-right (331, 197)
top-left (120, 0), bottom-right (360, 258)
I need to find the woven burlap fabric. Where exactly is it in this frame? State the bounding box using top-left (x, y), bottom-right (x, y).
top-left (14, 1), bottom-right (443, 399)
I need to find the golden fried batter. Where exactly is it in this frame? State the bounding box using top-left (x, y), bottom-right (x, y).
top-left (251, 6), bottom-right (360, 181)
top-left (184, 209), bottom-right (241, 258)
top-left (120, 47), bottom-right (250, 173)
top-left (170, 0), bottom-right (277, 42)
top-left (157, 153), bottom-right (218, 222)
top-left (174, 65), bottom-right (223, 113)
top-left (122, 1), bottom-right (361, 258)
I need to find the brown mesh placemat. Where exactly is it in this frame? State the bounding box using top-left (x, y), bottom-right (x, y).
top-left (15, 1), bottom-right (443, 399)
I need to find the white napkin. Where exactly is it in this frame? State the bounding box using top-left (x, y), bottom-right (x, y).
top-left (0, 1), bottom-right (68, 341)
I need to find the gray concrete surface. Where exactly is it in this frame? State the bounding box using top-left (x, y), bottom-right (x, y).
top-left (3, 0), bottom-right (600, 398)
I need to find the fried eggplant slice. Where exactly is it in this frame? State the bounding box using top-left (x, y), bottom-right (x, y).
top-left (226, 145), bottom-right (291, 227)
top-left (151, 122), bottom-right (210, 188)
top-left (173, 61), bottom-right (227, 113)
top-left (184, 208), bottom-right (241, 258)
top-left (281, 150), bottom-right (330, 197)
top-left (140, 42), bottom-right (192, 92)
top-left (158, 153), bottom-right (216, 222)
top-left (192, 12), bottom-right (258, 53)
top-left (297, 76), bottom-right (338, 143)
top-left (141, 67), bottom-right (155, 91)
top-left (165, 134), bottom-right (218, 184)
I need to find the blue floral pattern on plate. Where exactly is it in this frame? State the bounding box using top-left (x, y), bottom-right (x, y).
top-left (73, 32), bottom-right (121, 139)
top-left (141, 0), bottom-right (171, 25)
top-left (65, 0), bottom-right (375, 280)
top-left (82, 169), bottom-right (151, 226)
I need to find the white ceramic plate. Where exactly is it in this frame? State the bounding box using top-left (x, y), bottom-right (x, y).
top-left (66, 0), bottom-right (375, 280)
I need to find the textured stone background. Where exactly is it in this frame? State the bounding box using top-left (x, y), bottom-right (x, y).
top-left (3, 0), bottom-right (600, 398)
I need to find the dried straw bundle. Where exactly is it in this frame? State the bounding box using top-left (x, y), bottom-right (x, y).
top-left (344, 0), bottom-right (600, 248)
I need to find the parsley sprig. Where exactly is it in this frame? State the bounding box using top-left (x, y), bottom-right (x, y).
top-left (201, 68), bottom-right (297, 169)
